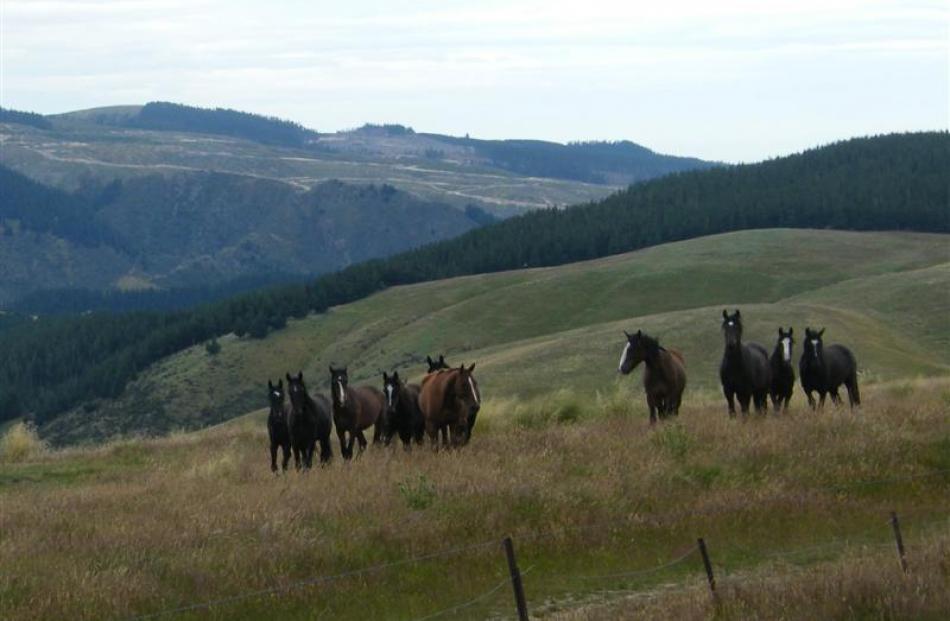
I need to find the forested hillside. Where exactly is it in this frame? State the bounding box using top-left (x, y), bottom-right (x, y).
top-left (0, 132), bottom-right (946, 426)
top-left (0, 165), bottom-right (489, 304)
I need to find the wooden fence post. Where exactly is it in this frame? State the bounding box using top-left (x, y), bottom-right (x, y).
top-left (890, 511), bottom-right (908, 573)
top-left (503, 536), bottom-right (530, 621)
top-left (697, 537), bottom-right (716, 596)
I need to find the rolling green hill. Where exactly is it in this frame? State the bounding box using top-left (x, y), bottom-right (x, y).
top-left (42, 229), bottom-right (950, 445)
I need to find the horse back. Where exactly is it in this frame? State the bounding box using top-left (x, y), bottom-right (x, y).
top-left (351, 386), bottom-right (385, 429)
top-left (824, 344), bottom-right (857, 384)
top-left (419, 370), bottom-right (457, 424)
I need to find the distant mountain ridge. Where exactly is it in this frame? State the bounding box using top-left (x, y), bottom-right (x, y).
top-left (27, 101), bottom-right (715, 187)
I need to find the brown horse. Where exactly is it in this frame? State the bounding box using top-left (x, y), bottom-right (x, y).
top-left (618, 330), bottom-right (687, 424)
top-left (419, 363), bottom-right (480, 448)
top-left (329, 366), bottom-right (385, 459)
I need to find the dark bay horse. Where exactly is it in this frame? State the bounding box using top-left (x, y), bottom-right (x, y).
top-left (266, 379), bottom-right (291, 472)
top-left (800, 327), bottom-right (861, 409)
top-left (426, 354), bottom-right (450, 373)
top-left (769, 327), bottom-right (796, 412)
top-left (719, 309), bottom-right (771, 416)
top-left (285, 372), bottom-right (333, 469)
top-left (382, 371), bottom-right (425, 448)
top-left (329, 366), bottom-right (385, 459)
top-left (419, 363), bottom-right (480, 448)
top-left (617, 330), bottom-right (687, 424)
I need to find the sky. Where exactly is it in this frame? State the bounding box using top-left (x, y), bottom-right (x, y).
top-left (1, 0), bottom-right (947, 162)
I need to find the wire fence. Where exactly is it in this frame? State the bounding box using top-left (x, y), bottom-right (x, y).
top-left (121, 467), bottom-right (950, 621)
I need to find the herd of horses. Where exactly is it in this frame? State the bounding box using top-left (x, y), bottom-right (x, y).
top-left (266, 308), bottom-right (860, 471)
top-left (618, 308), bottom-right (861, 423)
top-left (266, 356), bottom-right (480, 471)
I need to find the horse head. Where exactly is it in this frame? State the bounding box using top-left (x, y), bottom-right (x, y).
top-left (775, 326), bottom-right (795, 363)
top-left (722, 309), bottom-right (743, 348)
top-left (618, 329), bottom-right (660, 374)
top-left (426, 354), bottom-right (450, 374)
top-left (329, 366), bottom-right (349, 407)
top-left (803, 327), bottom-right (825, 363)
top-left (382, 371), bottom-right (404, 413)
top-left (452, 363), bottom-right (479, 443)
top-left (285, 371), bottom-right (309, 415)
top-left (267, 379), bottom-right (285, 420)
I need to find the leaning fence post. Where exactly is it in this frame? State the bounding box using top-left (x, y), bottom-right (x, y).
top-left (503, 536), bottom-right (530, 621)
top-left (697, 537), bottom-right (716, 596)
top-left (890, 511), bottom-right (908, 573)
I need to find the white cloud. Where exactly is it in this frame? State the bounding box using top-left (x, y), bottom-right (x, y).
top-left (1, 0), bottom-right (946, 161)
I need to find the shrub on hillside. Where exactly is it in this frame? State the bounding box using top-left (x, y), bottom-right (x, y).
top-left (0, 422), bottom-right (48, 463)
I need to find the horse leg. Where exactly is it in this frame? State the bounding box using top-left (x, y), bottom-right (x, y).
top-left (646, 394), bottom-right (657, 425)
top-left (846, 377), bottom-right (861, 409)
top-left (738, 392), bottom-right (751, 416)
top-left (319, 436), bottom-right (332, 464)
top-left (355, 430), bottom-right (368, 456)
top-left (337, 429), bottom-right (350, 460)
top-left (281, 441), bottom-right (291, 471)
top-left (270, 440), bottom-right (278, 473)
top-left (818, 391), bottom-right (827, 410)
top-left (724, 388), bottom-right (737, 417)
top-left (425, 420), bottom-right (439, 451)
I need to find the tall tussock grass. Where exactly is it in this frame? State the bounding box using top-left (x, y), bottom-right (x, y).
top-left (0, 422), bottom-right (47, 463)
top-left (1, 379), bottom-right (949, 620)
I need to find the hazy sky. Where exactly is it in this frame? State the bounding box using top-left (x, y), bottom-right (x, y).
top-left (2, 0), bottom-right (947, 162)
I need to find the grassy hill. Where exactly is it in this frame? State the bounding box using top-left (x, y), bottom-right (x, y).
top-left (43, 229), bottom-right (950, 444)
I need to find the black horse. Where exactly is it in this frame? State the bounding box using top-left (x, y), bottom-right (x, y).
top-left (382, 371), bottom-right (425, 448)
top-left (285, 371), bottom-right (333, 468)
top-left (799, 328), bottom-right (861, 409)
top-left (266, 379), bottom-right (291, 472)
top-left (769, 327), bottom-right (796, 412)
top-left (426, 354), bottom-right (450, 373)
top-left (719, 309), bottom-right (771, 416)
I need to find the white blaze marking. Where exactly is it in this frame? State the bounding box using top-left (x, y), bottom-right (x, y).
top-left (468, 377), bottom-right (480, 405)
top-left (727, 321), bottom-right (734, 326)
top-left (337, 380), bottom-right (346, 405)
top-left (618, 343), bottom-right (631, 372)
top-left (386, 384), bottom-right (393, 408)
top-left (782, 338), bottom-right (791, 363)
top-left (272, 391), bottom-right (280, 398)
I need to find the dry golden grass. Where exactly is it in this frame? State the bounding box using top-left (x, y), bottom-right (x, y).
top-left (0, 422), bottom-right (48, 463)
top-left (1, 380), bottom-right (949, 620)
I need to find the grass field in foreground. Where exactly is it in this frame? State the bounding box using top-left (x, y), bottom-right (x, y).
top-left (3, 379), bottom-right (949, 620)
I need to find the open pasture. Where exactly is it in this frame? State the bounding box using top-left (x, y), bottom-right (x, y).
top-left (3, 379), bottom-right (949, 620)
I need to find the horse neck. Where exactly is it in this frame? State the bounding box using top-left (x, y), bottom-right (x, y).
top-left (724, 341), bottom-right (744, 365)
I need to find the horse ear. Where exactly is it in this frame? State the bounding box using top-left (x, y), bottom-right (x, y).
top-left (297, 371), bottom-right (303, 381)
top-left (286, 372), bottom-right (292, 382)
top-left (818, 328), bottom-right (825, 337)
top-left (468, 363), bottom-right (476, 372)
top-left (393, 371), bottom-right (400, 381)
top-left (735, 309), bottom-right (741, 318)
top-left (439, 355), bottom-right (445, 364)
top-left (426, 355), bottom-right (433, 365)
top-left (277, 379), bottom-right (283, 389)
top-left (722, 309), bottom-right (728, 319)
top-left (623, 330), bottom-right (631, 339)
top-left (789, 327), bottom-right (794, 336)
top-left (637, 329), bottom-right (642, 336)
top-left (268, 379), bottom-right (273, 390)
top-left (382, 371), bottom-right (389, 382)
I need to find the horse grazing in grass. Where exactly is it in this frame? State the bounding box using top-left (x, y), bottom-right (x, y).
top-left (719, 309), bottom-right (771, 416)
top-left (426, 354), bottom-right (450, 373)
top-left (266, 379), bottom-right (291, 472)
top-left (285, 372), bottom-right (333, 469)
top-left (769, 327), bottom-right (795, 412)
top-left (329, 366), bottom-right (385, 459)
top-left (419, 363), bottom-right (480, 448)
top-left (799, 328), bottom-right (861, 410)
top-left (617, 330), bottom-right (687, 424)
top-left (382, 371), bottom-right (425, 449)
